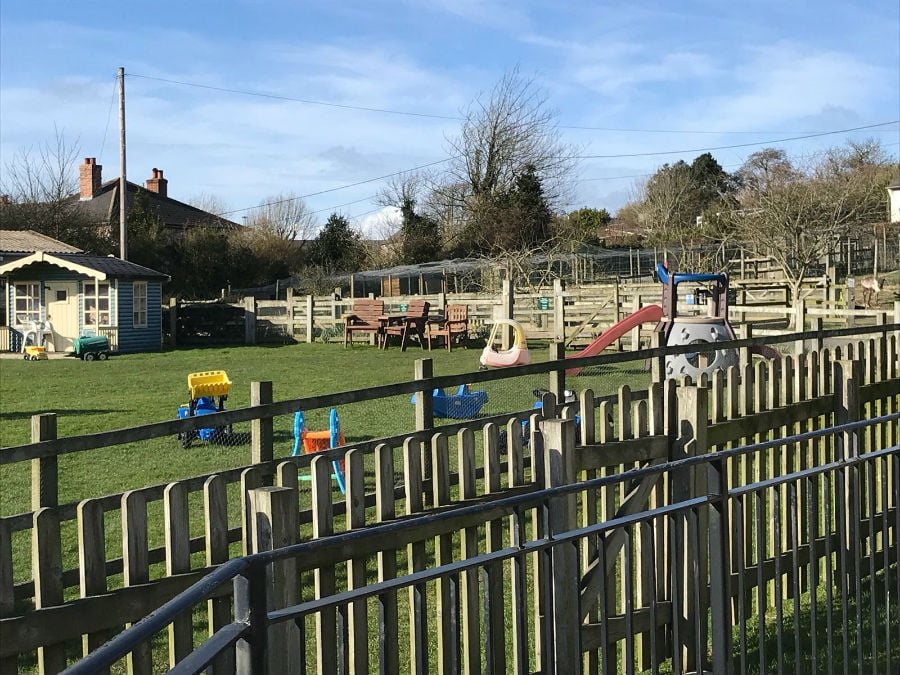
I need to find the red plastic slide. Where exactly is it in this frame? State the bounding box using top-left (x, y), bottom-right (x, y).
top-left (565, 304), bottom-right (664, 375)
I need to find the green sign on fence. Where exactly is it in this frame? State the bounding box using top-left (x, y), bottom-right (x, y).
top-left (398, 303), bottom-right (408, 312)
top-left (538, 297), bottom-right (551, 310)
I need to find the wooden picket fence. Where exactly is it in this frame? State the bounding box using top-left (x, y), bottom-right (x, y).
top-left (0, 325), bottom-right (898, 673)
top-left (174, 280), bottom-right (899, 350)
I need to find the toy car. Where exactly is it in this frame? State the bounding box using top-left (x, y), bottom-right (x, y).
top-left (73, 335), bottom-right (111, 361)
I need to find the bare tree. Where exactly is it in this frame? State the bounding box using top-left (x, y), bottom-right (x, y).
top-left (433, 68), bottom-right (576, 254)
top-left (245, 193), bottom-right (317, 242)
top-left (0, 131), bottom-right (112, 252)
top-left (730, 141), bottom-right (891, 305)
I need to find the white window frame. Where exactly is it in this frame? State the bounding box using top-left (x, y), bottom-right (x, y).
top-left (13, 282), bottom-right (41, 327)
top-left (83, 281), bottom-right (111, 327)
top-left (132, 281), bottom-right (148, 328)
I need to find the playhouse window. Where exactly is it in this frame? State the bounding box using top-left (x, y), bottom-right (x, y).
top-left (133, 282), bottom-right (147, 328)
top-left (14, 283), bottom-right (40, 326)
top-left (84, 283), bottom-right (110, 326)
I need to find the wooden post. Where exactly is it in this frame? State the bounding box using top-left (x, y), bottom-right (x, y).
top-left (0, 519), bottom-right (15, 675)
top-left (553, 278), bottom-right (566, 342)
top-left (306, 295), bottom-right (315, 343)
top-left (77, 499), bottom-right (110, 665)
top-left (250, 486), bottom-right (301, 675)
top-left (204, 475), bottom-right (234, 674)
top-left (121, 490), bottom-right (152, 673)
top-left (251, 382), bottom-right (274, 483)
top-left (549, 341), bottom-right (566, 402)
top-left (414, 359), bottom-right (434, 432)
top-left (612, 278), bottom-right (622, 350)
top-left (650, 330), bottom-right (666, 383)
top-left (32, 508), bottom-right (65, 674)
top-left (243, 296), bottom-right (257, 345)
top-left (794, 298), bottom-right (806, 356)
top-left (540, 418), bottom-right (579, 674)
top-left (501, 279), bottom-right (514, 350)
top-left (737, 323), bottom-right (752, 369)
top-left (164, 482), bottom-right (192, 667)
top-left (671, 385), bottom-right (710, 672)
top-left (31, 413), bottom-right (57, 510)
top-left (630, 294), bottom-right (641, 350)
top-left (169, 297), bottom-right (178, 347)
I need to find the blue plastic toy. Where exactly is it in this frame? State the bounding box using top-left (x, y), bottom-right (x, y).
top-left (410, 384), bottom-right (489, 419)
top-left (293, 409), bottom-right (346, 493)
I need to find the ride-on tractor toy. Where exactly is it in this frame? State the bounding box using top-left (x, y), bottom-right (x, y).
top-left (74, 335), bottom-right (111, 361)
top-left (177, 370), bottom-right (233, 448)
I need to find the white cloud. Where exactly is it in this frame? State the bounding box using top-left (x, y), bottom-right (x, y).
top-left (354, 206), bottom-right (400, 239)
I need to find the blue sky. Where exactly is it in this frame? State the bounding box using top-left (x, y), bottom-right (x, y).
top-left (2, 0), bottom-right (898, 235)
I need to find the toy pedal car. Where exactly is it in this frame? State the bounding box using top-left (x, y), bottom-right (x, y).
top-left (177, 370), bottom-right (233, 448)
top-left (74, 335), bottom-right (111, 361)
top-left (23, 346), bottom-right (48, 361)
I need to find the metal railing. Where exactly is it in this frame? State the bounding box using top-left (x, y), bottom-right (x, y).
top-left (63, 411), bottom-right (900, 675)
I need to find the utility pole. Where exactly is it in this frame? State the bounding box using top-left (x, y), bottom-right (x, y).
top-left (118, 66), bottom-right (127, 260)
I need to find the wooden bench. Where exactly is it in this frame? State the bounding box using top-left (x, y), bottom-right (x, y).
top-left (382, 299), bottom-right (430, 351)
top-left (343, 299), bottom-right (385, 347)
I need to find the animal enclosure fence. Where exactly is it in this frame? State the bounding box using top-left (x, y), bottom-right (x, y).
top-left (0, 325), bottom-right (898, 673)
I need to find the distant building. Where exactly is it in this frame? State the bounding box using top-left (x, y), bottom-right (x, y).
top-left (0, 230), bottom-right (168, 353)
top-left (888, 174), bottom-right (900, 223)
top-left (70, 157), bottom-right (239, 239)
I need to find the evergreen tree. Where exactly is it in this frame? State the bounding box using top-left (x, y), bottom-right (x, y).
top-left (399, 197), bottom-right (442, 264)
top-left (308, 213), bottom-right (364, 272)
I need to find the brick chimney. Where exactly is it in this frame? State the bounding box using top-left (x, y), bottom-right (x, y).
top-left (145, 168), bottom-right (168, 198)
top-left (79, 158), bottom-right (102, 200)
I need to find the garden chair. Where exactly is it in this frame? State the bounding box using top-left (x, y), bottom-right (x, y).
top-left (382, 300), bottom-right (430, 351)
top-left (427, 304), bottom-right (469, 351)
top-left (343, 298), bottom-right (385, 347)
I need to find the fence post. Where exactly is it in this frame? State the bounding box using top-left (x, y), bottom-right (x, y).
top-left (501, 279), bottom-right (514, 350)
top-left (671, 385), bottom-right (710, 673)
top-left (244, 296), bottom-right (257, 345)
top-left (737, 324), bottom-right (752, 369)
top-left (31, 413), bottom-right (57, 510)
top-left (894, 301), bottom-right (900, 344)
top-left (251, 382), bottom-right (274, 484)
top-left (650, 331), bottom-right (666, 383)
top-left (249, 485), bottom-right (301, 675)
top-left (612, 278), bottom-right (622, 350)
top-left (285, 287), bottom-right (295, 338)
top-left (540, 418), bottom-right (580, 675)
top-left (32, 508), bottom-right (65, 673)
top-left (707, 455), bottom-right (732, 675)
top-left (169, 297), bottom-right (178, 347)
top-left (549, 341), bottom-right (566, 402)
top-left (553, 278), bottom-right (566, 342)
top-left (630, 294), bottom-right (641, 350)
top-left (812, 316), bottom-right (824, 353)
top-left (305, 295), bottom-right (315, 343)
top-left (414, 358), bottom-right (434, 432)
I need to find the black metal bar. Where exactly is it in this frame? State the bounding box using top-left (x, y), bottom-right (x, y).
top-left (623, 524), bottom-right (635, 675)
top-left (337, 602), bottom-right (348, 675)
top-left (707, 457), bottom-right (731, 675)
top-left (806, 473), bottom-right (818, 675)
top-left (788, 481), bottom-right (801, 675)
top-left (866, 458), bottom-right (877, 675)
top-left (642, 520), bottom-right (659, 675)
top-left (773, 486), bottom-right (784, 675)
top-left (734, 493), bottom-right (747, 675)
top-left (756, 490), bottom-right (766, 675)
top-left (596, 532), bottom-right (612, 675)
top-left (823, 471), bottom-right (835, 675)
top-left (235, 562), bottom-right (268, 675)
top-left (837, 463), bottom-right (850, 673)
top-left (669, 514), bottom-right (682, 675)
top-left (168, 621), bottom-right (248, 675)
top-left (881, 456), bottom-right (891, 675)
top-left (688, 506), bottom-right (703, 674)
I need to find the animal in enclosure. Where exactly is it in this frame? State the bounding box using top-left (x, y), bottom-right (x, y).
top-left (859, 277), bottom-right (884, 308)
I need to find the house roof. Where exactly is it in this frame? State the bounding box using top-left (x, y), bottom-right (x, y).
top-left (70, 179), bottom-right (240, 230)
top-left (0, 229), bottom-right (83, 254)
top-left (0, 251), bottom-right (169, 281)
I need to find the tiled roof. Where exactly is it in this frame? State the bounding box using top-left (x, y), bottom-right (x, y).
top-left (69, 179), bottom-right (240, 230)
top-left (54, 253), bottom-right (169, 280)
top-left (0, 229), bottom-right (83, 253)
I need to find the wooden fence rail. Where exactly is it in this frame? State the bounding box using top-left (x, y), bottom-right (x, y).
top-left (58, 389), bottom-right (899, 675)
top-left (1, 327), bottom-right (898, 672)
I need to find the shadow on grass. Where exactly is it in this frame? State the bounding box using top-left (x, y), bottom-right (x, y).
top-left (734, 564), bottom-right (899, 675)
top-left (0, 409), bottom-right (126, 422)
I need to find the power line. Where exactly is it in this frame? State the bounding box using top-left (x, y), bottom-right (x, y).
top-left (216, 156), bottom-right (454, 217)
top-left (127, 73), bottom-right (461, 121)
top-left (572, 121), bottom-right (899, 159)
top-left (127, 72), bottom-right (893, 136)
